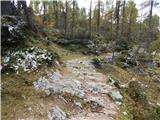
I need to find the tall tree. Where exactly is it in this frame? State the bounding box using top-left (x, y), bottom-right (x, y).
top-left (147, 0), bottom-right (154, 53)
top-left (112, 0), bottom-right (121, 64)
top-left (89, 0), bottom-right (92, 39)
top-left (121, 0), bottom-right (126, 35)
top-left (140, 0), bottom-right (159, 53)
top-left (115, 0), bottom-right (121, 38)
top-left (97, 0), bottom-right (101, 35)
top-left (71, 0), bottom-right (76, 38)
top-left (55, 1), bottom-right (59, 28)
top-left (42, 1), bottom-right (46, 24)
top-left (124, 1), bottom-right (138, 42)
top-left (64, 0), bottom-right (68, 36)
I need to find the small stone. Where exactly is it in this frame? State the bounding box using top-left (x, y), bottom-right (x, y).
top-left (74, 101), bottom-right (83, 108)
top-left (27, 107), bottom-right (32, 112)
top-left (45, 89), bottom-right (51, 96)
top-left (108, 90), bottom-right (123, 102)
top-left (157, 103), bottom-right (160, 106)
top-left (83, 73), bottom-right (87, 75)
top-left (122, 112), bottom-right (127, 116)
top-left (115, 101), bottom-right (122, 105)
top-left (48, 106), bottom-right (66, 120)
top-left (59, 96), bottom-right (68, 103)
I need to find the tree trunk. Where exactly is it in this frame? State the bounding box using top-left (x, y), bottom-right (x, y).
top-left (116, 0), bottom-right (121, 38)
top-left (20, 1), bottom-right (31, 27)
top-left (20, 0), bottom-right (37, 33)
top-left (121, 0), bottom-right (126, 35)
top-left (43, 1), bottom-right (46, 24)
top-left (127, 8), bottom-right (133, 41)
top-left (112, 0), bottom-right (121, 64)
top-left (111, 2), bottom-right (114, 64)
top-left (55, 1), bottom-right (59, 28)
top-left (110, 2), bottom-right (113, 40)
top-left (72, 0), bottom-right (76, 38)
top-left (64, 0), bottom-right (68, 36)
top-left (146, 0), bottom-right (153, 54)
top-left (89, 0), bottom-right (92, 39)
top-left (97, 0), bottom-right (100, 35)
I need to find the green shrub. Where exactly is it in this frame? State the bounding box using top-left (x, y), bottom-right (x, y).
top-left (92, 57), bottom-right (101, 67)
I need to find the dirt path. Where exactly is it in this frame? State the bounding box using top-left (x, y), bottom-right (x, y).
top-left (33, 57), bottom-right (118, 120)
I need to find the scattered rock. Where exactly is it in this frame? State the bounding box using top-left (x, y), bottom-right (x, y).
top-left (48, 106), bottom-right (67, 120)
top-left (34, 70), bottom-right (86, 99)
top-left (45, 89), bottom-right (51, 96)
top-left (108, 90), bottom-right (123, 102)
top-left (27, 107), bottom-right (33, 112)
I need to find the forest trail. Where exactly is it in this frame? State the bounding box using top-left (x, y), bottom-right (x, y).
top-left (64, 57), bottom-right (118, 120)
top-left (33, 56), bottom-right (119, 120)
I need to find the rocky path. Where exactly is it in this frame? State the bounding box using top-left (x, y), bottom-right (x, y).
top-left (66, 58), bottom-right (118, 120)
top-left (34, 57), bottom-right (119, 120)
